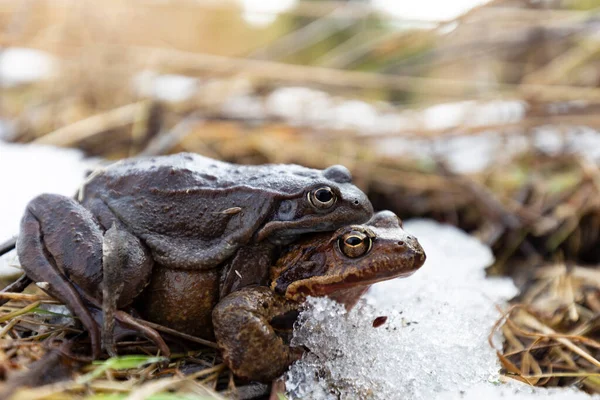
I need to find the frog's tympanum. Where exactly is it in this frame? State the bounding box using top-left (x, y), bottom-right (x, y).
top-left (16, 153), bottom-right (373, 358)
top-left (212, 211), bottom-right (426, 381)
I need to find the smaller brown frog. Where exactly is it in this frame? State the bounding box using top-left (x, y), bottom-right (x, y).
top-left (212, 211), bottom-right (426, 382)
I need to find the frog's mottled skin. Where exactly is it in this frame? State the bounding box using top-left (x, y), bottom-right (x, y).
top-left (79, 153), bottom-right (373, 268)
top-left (212, 211), bottom-right (426, 381)
top-left (16, 153), bottom-right (373, 357)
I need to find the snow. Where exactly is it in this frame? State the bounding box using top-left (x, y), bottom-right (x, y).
top-left (0, 48), bottom-right (56, 87)
top-left (422, 100), bottom-right (527, 130)
top-left (133, 71), bottom-right (199, 103)
top-left (265, 87), bottom-right (331, 126)
top-left (237, 0), bottom-right (297, 27)
top-left (373, 0), bottom-right (491, 22)
top-left (235, 0), bottom-right (491, 27)
top-left (0, 141), bottom-right (95, 276)
top-left (285, 220), bottom-right (595, 399)
top-left (0, 119), bottom-right (16, 141)
top-left (128, 77), bottom-right (600, 174)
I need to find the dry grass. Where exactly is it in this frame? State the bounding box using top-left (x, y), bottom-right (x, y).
top-left (0, 289), bottom-right (273, 400)
top-left (491, 264), bottom-right (600, 393)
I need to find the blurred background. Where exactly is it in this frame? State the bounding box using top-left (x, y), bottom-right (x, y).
top-left (3, 0), bottom-right (600, 392)
top-left (3, 0), bottom-right (600, 269)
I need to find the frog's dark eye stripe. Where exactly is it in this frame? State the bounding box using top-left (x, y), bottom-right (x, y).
top-left (339, 231), bottom-right (372, 258)
top-left (308, 187), bottom-right (336, 210)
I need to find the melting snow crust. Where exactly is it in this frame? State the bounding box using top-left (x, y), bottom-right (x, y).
top-left (286, 220), bottom-right (599, 400)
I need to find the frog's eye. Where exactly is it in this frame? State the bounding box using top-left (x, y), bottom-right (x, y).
top-left (308, 187), bottom-right (336, 210)
top-left (339, 231), bottom-right (372, 258)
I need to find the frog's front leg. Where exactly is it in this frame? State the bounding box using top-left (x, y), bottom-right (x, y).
top-left (212, 286), bottom-right (303, 382)
top-left (17, 194), bottom-right (153, 357)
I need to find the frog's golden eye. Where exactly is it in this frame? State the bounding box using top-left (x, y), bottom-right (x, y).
top-left (339, 231), bottom-right (372, 258)
top-left (308, 187), bottom-right (336, 209)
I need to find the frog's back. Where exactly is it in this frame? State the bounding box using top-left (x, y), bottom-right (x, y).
top-left (85, 153), bottom-right (324, 194)
top-left (78, 153), bottom-right (334, 270)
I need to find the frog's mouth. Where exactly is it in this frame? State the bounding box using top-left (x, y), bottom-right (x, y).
top-left (285, 269), bottom-right (418, 301)
top-left (257, 218), bottom-right (333, 243)
top-left (257, 202), bottom-right (373, 243)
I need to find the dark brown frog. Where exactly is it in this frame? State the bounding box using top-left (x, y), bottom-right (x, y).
top-left (15, 153), bottom-right (373, 357)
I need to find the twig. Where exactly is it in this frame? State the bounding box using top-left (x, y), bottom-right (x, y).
top-left (0, 274), bottom-right (33, 307)
top-left (0, 301), bottom-right (41, 323)
top-left (0, 236), bottom-right (16, 256)
top-left (0, 292), bottom-right (50, 302)
top-left (33, 101), bottom-right (147, 147)
top-left (135, 318), bottom-right (219, 349)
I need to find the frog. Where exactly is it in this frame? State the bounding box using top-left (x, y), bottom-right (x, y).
top-left (211, 210), bottom-right (426, 382)
top-left (15, 152), bottom-right (374, 358)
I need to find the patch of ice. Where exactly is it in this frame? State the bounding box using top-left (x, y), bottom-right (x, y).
top-left (0, 141), bottom-right (96, 276)
top-left (534, 127), bottom-right (565, 155)
top-left (375, 136), bottom-right (433, 161)
top-left (0, 119), bottom-right (16, 141)
top-left (237, 0), bottom-right (296, 27)
top-left (566, 127), bottom-right (600, 162)
top-left (372, 0), bottom-right (491, 22)
top-left (133, 71), bottom-right (199, 103)
top-left (266, 87), bottom-right (333, 126)
top-left (422, 100), bottom-right (527, 131)
top-left (423, 101), bottom-right (475, 131)
top-left (0, 48), bottom-right (56, 87)
top-left (261, 90), bottom-right (537, 173)
top-left (285, 220), bottom-right (541, 399)
top-left (221, 94), bottom-right (266, 120)
top-left (436, 132), bottom-right (503, 173)
top-left (331, 101), bottom-right (379, 132)
top-left (467, 100), bottom-right (528, 127)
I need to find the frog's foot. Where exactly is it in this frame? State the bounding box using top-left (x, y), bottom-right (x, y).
top-left (114, 310), bottom-right (171, 358)
top-left (213, 286), bottom-right (303, 382)
top-left (87, 305), bottom-right (171, 358)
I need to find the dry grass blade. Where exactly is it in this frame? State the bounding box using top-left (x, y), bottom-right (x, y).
top-left (0, 293), bottom-right (53, 302)
top-left (33, 102), bottom-right (148, 147)
top-left (0, 301), bottom-right (41, 323)
top-left (495, 264), bottom-right (600, 391)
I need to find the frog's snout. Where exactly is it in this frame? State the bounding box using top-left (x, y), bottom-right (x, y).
top-left (348, 192), bottom-right (374, 216)
top-left (398, 234), bottom-right (426, 265)
top-left (398, 234), bottom-right (418, 250)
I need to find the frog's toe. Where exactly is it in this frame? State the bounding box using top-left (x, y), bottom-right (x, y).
top-left (114, 310), bottom-right (171, 358)
top-left (88, 306), bottom-right (171, 358)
